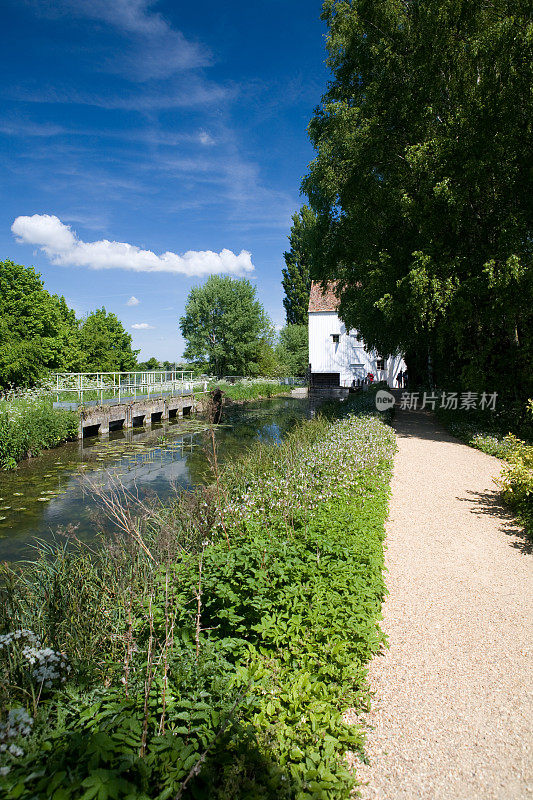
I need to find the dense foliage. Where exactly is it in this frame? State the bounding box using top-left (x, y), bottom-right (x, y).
top-left (276, 325), bottom-right (309, 377)
top-left (0, 260), bottom-right (140, 389)
top-left (180, 276), bottom-right (276, 377)
top-left (209, 379), bottom-right (293, 402)
top-left (302, 0), bottom-right (532, 411)
top-left (281, 207), bottom-right (316, 326)
top-left (77, 308), bottom-right (138, 372)
top-left (0, 401), bottom-right (395, 798)
top-left (0, 260), bottom-right (80, 389)
top-left (0, 390), bottom-right (78, 470)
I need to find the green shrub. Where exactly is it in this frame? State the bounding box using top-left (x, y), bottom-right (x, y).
top-left (0, 390), bottom-right (78, 469)
top-left (496, 436), bottom-right (533, 533)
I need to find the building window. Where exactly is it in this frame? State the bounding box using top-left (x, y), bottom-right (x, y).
top-left (376, 358), bottom-right (385, 371)
top-left (331, 334), bottom-right (340, 344)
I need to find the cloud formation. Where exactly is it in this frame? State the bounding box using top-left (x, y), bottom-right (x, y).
top-left (131, 323), bottom-right (154, 330)
top-left (126, 296), bottom-right (140, 306)
top-left (33, 0), bottom-right (210, 81)
top-left (12, 214), bottom-right (254, 277)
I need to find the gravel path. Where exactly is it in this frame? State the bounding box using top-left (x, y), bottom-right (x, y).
top-left (347, 409), bottom-right (533, 799)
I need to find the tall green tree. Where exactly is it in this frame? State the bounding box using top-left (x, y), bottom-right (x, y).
top-left (78, 308), bottom-right (138, 372)
top-left (303, 0), bottom-right (532, 400)
top-left (0, 259), bottom-right (81, 388)
top-left (276, 325), bottom-right (309, 376)
top-left (281, 206), bottom-right (316, 325)
top-left (138, 357), bottom-right (161, 371)
top-left (179, 276), bottom-right (272, 376)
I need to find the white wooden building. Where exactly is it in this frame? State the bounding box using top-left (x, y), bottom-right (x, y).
top-left (308, 282), bottom-right (406, 388)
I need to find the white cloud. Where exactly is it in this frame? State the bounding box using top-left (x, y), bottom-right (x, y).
top-left (127, 295), bottom-right (140, 306)
top-left (199, 130), bottom-right (215, 146)
top-left (132, 323), bottom-right (155, 330)
top-left (12, 214), bottom-right (255, 277)
top-left (32, 0), bottom-right (210, 81)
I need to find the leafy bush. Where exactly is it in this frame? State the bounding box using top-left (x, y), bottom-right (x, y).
top-left (0, 389), bottom-right (78, 469)
top-left (0, 407), bottom-right (395, 798)
top-left (496, 436), bottom-right (533, 533)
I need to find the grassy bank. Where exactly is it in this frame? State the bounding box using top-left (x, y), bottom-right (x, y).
top-left (0, 390), bottom-right (78, 470)
top-left (436, 401), bottom-right (533, 535)
top-left (0, 399), bottom-right (395, 799)
top-left (210, 379), bottom-right (296, 402)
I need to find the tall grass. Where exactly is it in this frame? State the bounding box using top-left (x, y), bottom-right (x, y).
top-left (0, 401), bottom-right (395, 798)
top-left (0, 389), bottom-right (78, 469)
top-left (209, 379), bottom-right (292, 402)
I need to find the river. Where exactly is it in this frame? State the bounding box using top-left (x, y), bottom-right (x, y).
top-left (0, 395), bottom-right (322, 561)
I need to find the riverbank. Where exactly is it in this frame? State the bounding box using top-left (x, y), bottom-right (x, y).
top-left (210, 379), bottom-right (298, 402)
top-left (0, 397), bottom-right (395, 799)
top-left (0, 390), bottom-right (78, 470)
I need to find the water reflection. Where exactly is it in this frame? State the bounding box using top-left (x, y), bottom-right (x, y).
top-left (0, 396), bottom-right (320, 561)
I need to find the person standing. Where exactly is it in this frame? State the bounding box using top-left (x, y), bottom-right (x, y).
top-left (397, 369), bottom-right (403, 388)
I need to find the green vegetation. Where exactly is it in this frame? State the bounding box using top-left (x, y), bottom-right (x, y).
top-left (0, 390), bottom-right (78, 470)
top-left (77, 308), bottom-right (138, 372)
top-left (210, 379), bottom-right (293, 402)
top-left (0, 401), bottom-right (395, 798)
top-left (0, 260), bottom-right (80, 389)
top-left (302, 0), bottom-right (532, 409)
top-left (276, 325), bottom-right (309, 377)
top-left (0, 260), bottom-right (139, 390)
top-left (180, 276), bottom-right (277, 377)
top-left (282, 207), bottom-right (315, 326)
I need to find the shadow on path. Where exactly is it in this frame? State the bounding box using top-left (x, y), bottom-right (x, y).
top-left (393, 408), bottom-right (531, 554)
top-left (459, 488), bottom-right (532, 555)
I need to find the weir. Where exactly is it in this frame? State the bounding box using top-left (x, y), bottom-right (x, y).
top-left (78, 394), bottom-right (204, 439)
top-left (51, 371), bottom-right (209, 439)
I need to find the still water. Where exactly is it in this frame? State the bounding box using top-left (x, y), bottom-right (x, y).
top-left (0, 396), bottom-right (320, 561)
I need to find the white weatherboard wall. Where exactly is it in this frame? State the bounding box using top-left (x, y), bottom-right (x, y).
top-left (308, 311), bottom-right (406, 386)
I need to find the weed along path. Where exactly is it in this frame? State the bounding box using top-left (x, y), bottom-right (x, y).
top-left (350, 409), bottom-right (533, 800)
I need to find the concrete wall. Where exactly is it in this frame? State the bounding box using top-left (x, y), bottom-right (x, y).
top-left (79, 394), bottom-right (205, 438)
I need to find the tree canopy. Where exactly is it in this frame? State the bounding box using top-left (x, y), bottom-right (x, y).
top-left (276, 325), bottom-right (309, 377)
top-left (0, 259), bottom-right (80, 388)
top-left (281, 206), bottom-right (316, 326)
top-left (179, 276), bottom-right (274, 377)
top-left (303, 0), bottom-right (532, 403)
top-left (0, 260), bottom-right (139, 388)
top-left (78, 308), bottom-right (138, 372)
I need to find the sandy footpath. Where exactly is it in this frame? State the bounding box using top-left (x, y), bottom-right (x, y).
top-left (348, 409), bottom-right (533, 799)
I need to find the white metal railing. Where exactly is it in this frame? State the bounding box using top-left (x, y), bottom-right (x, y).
top-left (52, 371), bottom-right (208, 405)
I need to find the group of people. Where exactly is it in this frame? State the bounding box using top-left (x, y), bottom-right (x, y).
top-left (396, 369), bottom-right (408, 388)
top-left (352, 373), bottom-right (374, 388)
top-left (350, 368), bottom-right (408, 389)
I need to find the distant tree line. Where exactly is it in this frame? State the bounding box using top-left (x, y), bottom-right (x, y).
top-left (0, 260), bottom-right (310, 391)
top-left (296, 0), bottom-right (532, 414)
top-left (0, 259), bottom-right (139, 389)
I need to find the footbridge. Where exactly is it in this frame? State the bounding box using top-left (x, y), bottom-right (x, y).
top-left (52, 371), bottom-right (209, 438)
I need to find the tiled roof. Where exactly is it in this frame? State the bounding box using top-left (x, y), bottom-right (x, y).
top-left (308, 281), bottom-right (340, 313)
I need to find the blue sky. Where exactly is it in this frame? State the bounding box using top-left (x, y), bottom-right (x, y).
top-left (0, 0), bottom-right (328, 361)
